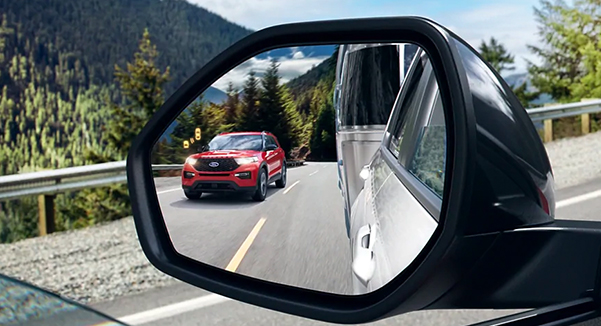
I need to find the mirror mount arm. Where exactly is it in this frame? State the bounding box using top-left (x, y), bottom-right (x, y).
top-left (425, 220), bottom-right (601, 310)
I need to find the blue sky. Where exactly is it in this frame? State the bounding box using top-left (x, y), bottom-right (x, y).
top-left (189, 0), bottom-right (558, 74)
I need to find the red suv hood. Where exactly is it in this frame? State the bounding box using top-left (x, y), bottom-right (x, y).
top-left (191, 150), bottom-right (260, 159)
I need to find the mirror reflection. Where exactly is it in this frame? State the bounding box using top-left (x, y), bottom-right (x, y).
top-left (151, 43), bottom-right (446, 295)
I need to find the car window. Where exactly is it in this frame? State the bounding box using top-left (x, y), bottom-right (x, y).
top-left (385, 54), bottom-right (446, 199)
top-left (208, 134), bottom-right (263, 151)
top-left (387, 54), bottom-right (430, 158)
top-left (267, 136), bottom-right (278, 148)
top-left (407, 87), bottom-right (446, 198)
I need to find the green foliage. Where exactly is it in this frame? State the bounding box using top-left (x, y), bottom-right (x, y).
top-left (0, 20), bottom-right (170, 242)
top-left (526, 0), bottom-right (601, 103)
top-left (75, 29), bottom-right (170, 224)
top-left (254, 60), bottom-right (300, 156)
top-left (525, 0), bottom-right (601, 137)
top-left (154, 50), bottom-right (339, 163)
top-left (224, 82), bottom-right (240, 125)
top-left (237, 71), bottom-right (261, 131)
top-left (280, 86), bottom-right (305, 154)
top-left (0, 0), bottom-right (252, 97)
top-left (0, 8), bottom-right (337, 241)
top-left (87, 28), bottom-right (170, 163)
top-left (310, 98), bottom-right (336, 161)
top-left (0, 0), bottom-right (254, 242)
top-left (256, 60), bottom-right (285, 132)
top-left (566, 1), bottom-right (601, 99)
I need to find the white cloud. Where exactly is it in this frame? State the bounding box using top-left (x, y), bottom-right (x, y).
top-left (292, 51), bottom-right (305, 59)
top-left (188, 0), bottom-right (356, 29)
top-left (211, 53), bottom-right (330, 92)
top-left (188, 0), bottom-right (549, 75)
top-left (435, 2), bottom-right (542, 74)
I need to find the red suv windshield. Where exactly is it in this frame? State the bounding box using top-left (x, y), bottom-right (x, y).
top-left (208, 134), bottom-right (263, 151)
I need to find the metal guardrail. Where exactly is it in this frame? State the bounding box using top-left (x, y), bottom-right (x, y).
top-left (0, 98), bottom-right (600, 236)
top-left (526, 99), bottom-right (601, 142)
top-left (526, 99), bottom-right (601, 122)
top-left (0, 160), bottom-right (305, 235)
top-left (0, 161), bottom-right (128, 201)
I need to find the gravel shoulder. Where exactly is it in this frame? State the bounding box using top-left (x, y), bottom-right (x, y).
top-left (1, 132), bottom-right (600, 304)
top-left (545, 131), bottom-right (601, 190)
top-left (0, 217), bottom-right (177, 304)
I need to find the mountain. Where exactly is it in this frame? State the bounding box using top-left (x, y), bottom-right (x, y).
top-left (503, 72), bottom-right (553, 107)
top-left (286, 47), bottom-right (338, 99)
top-left (203, 87), bottom-right (228, 104)
top-left (286, 44), bottom-right (419, 101)
top-left (0, 0), bottom-right (254, 97)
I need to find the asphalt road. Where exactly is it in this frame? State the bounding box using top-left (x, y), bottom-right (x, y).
top-left (92, 164), bottom-right (601, 326)
top-left (156, 162), bottom-right (352, 294)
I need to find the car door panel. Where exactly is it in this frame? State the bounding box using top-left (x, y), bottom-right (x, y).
top-left (373, 153), bottom-right (439, 291)
top-left (265, 136), bottom-right (280, 177)
top-left (350, 149), bottom-right (439, 294)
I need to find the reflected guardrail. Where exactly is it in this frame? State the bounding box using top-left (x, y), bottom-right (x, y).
top-left (1, 98), bottom-right (601, 237)
top-left (0, 160), bottom-right (305, 235)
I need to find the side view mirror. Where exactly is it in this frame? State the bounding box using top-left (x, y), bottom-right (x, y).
top-left (197, 145), bottom-right (207, 153)
top-left (265, 144), bottom-right (277, 151)
top-left (127, 16), bottom-right (601, 325)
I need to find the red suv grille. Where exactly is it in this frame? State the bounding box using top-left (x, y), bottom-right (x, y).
top-left (193, 158), bottom-right (239, 172)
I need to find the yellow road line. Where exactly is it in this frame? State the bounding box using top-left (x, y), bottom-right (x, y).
top-left (225, 217), bottom-right (267, 272)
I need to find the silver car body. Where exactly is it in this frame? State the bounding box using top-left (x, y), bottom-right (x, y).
top-left (336, 47), bottom-right (446, 294)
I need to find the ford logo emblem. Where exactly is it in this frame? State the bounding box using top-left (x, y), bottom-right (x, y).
top-left (208, 162), bottom-right (219, 168)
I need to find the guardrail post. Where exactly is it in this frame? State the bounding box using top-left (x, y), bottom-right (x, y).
top-left (38, 194), bottom-right (55, 236)
top-left (543, 119), bottom-right (553, 143)
top-left (581, 113), bottom-right (590, 135)
top-left (580, 99), bottom-right (598, 135)
top-left (541, 103), bottom-right (555, 142)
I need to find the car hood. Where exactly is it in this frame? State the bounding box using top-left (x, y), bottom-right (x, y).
top-left (192, 150), bottom-right (260, 158)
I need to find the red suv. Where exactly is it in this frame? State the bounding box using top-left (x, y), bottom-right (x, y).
top-left (181, 131), bottom-right (287, 201)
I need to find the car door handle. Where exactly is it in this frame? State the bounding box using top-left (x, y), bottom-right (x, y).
top-left (352, 224), bottom-right (376, 286)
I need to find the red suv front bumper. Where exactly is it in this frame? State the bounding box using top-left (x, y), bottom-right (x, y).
top-left (181, 158), bottom-right (259, 194)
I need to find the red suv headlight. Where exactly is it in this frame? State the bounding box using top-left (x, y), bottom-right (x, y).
top-left (234, 157), bottom-right (259, 165)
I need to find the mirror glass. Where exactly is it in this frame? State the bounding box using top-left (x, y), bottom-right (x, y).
top-left (150, 43), bottom-right (447, 295)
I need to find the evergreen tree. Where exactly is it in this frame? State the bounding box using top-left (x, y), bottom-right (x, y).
top-left (1, 0), bottom-right (253, 97)
top-left (565, 0), bottom-right (601, 99)
top-left (0, 14), bottom-right (123, 241)
top-left (279, 85), bottom-right (304, 156)
top-left (88, 28), bottom-right (170, 162)
top-left (257, 59), bottom-right (285, 132)
top-left (237, 70), bottom-right (260, 131)
top-left (72, 29), bottom-right (169, 228)
top-left (310, 99), bottom-right (336, 161)
top-left (224, 82), bottom-right (239, 125)
top-left (526, 0), bottom-right (598, 103)
top-left (479, 37), bottom-right (516, 73)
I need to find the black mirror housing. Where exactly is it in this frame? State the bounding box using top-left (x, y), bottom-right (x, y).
top-left (126, 15), bottom-right (601, 325)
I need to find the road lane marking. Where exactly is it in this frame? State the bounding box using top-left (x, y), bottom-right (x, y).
top-left (156, 187), bottom-right (181, 195)
top-left (309, 170), bottom-right (319, 176)
top-left (225, 217), bottom-right (267, 272)
top-left (557, 189), bottom-right (601, 209)
top-left (115, 184), bottom-right (601, 325)
top-left (283, 180), bottom-right (300, 194)
top-left (117, 293), bottom-right (230, 325)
